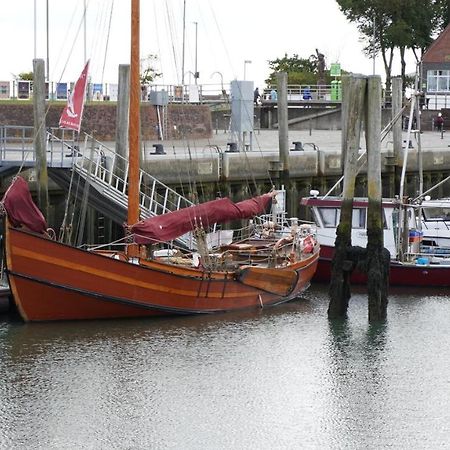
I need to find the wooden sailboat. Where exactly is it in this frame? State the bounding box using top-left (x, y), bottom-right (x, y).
top-left (1, 0), bottom-right (319, 322)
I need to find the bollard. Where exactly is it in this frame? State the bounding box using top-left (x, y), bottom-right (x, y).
top-left (291, 141), bottom-right (304, 151)
top-left (152, 144), bottom-right (166, 155)
top-left (226, 142), bottom-right (238, 153)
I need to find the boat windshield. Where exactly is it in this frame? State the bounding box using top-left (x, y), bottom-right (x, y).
top-left (316, 207), bottom-right (367, 228)
top-left (422, 207), bottom-right (450, 221)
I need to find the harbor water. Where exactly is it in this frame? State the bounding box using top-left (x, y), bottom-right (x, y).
top-left (1, 284), bottom-right (450, 449)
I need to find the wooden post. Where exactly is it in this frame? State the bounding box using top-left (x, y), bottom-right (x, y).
top-left (115, 64), bottom-right (130, 183)
top-left (277, 72), bottom-right (291, 214)
top-left (391, 77), bottom-right (403, 198)
top-left (328, 75), bottom-right (366, 318)
top-left (33, 59), bottom-right (49, 220)
top-left (366, 76), bottom-right (389, 321)
top-left (391, 77), bottom-right (403, 159)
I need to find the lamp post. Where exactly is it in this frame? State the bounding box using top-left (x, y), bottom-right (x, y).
top-left (244, 60), bottom-right (252, 80)
top-left (184, 71), bottom-right (195, 85)
top-left (193, 21), bottom-right (198, 85)
top-left (211, 71), bottom-right (224, 90)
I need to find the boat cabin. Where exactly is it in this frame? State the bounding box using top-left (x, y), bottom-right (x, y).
top-left (418, 199), bottom-right (450, 247)
top-left (300, 196), bottom-right (420, 258)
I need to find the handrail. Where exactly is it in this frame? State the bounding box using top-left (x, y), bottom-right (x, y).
top-left (73, 133), bottom-right (196, 248)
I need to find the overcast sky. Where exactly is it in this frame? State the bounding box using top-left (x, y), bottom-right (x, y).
top-left (0, 0), bottom-right (417, 89)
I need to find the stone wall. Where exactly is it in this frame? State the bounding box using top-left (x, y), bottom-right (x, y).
top-left (0, 102), bottom-right (213, 140)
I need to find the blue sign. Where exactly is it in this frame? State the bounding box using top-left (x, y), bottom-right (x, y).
top-left (56, 82), bottom-right (68, 99)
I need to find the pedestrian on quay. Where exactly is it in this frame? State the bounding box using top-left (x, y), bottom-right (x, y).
top-left (254, 87), bottom-right (261, 105)
top-left (436, 112), bottom-right (444, 132)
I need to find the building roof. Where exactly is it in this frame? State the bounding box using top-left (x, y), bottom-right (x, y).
top-left (422, 23), bottom-right (450, 63)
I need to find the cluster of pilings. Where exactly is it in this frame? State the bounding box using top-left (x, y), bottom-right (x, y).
top-left (328, 75), bottom-right (390, 322)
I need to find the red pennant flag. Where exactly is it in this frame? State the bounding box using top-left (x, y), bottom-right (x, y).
top-left (59, 60), bottom-right (90, 132)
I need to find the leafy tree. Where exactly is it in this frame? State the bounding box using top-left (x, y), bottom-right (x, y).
top-left (18, 72), bottom-right (33, 81)
top-left (336, 0), bottom-right (449, 94)
top-left (265, 53), bottom-right (336, 86)
top-left (434, 0), bottom-right (450, 31)
top-left (140, 54), bottom-right (161, 85)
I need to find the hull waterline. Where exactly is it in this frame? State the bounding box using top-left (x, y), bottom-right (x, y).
top-left (313, 244), bottom-right (450, 287)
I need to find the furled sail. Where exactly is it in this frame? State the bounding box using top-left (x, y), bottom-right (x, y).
top-left (130, 194), bottom-right (273, 244)
top-left (1, 176), bottom-right (48, 234)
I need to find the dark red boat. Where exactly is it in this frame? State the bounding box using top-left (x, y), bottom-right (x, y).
top-left (301, 195), bottom-right (450, 287)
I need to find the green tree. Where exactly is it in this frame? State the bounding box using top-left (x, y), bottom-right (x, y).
top-left (336, 0), bottom-right (448, 94)
top-left (265, 53), bottom-right (335, 86)
top-left (18, 72), bottom-right (33, 81)
top-left (434, 0), bottom-right (450, 31)
top-left (140, 54), bottom-right (161, 85)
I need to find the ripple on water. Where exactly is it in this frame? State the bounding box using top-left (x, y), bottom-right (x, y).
top-left (1, 285), bottom-right (450, 449)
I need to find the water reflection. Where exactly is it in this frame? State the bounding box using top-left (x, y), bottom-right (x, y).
top-left (1, 285), bottom-right (450, 448)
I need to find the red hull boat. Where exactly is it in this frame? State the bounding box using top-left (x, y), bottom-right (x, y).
top-left (5, 219), bottom-right (318, 322)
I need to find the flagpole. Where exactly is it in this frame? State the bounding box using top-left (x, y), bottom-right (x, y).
top-left (84, 0), bottom-right (87, 63)
top-left (181, 0), bottom-right (186, 87)
top-left (34, 0), bottom-right (37, 59)
top-left (46, 0), bottom-right (49, 81)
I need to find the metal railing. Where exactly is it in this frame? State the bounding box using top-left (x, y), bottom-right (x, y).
top-left (72, 133), bottom-right (196, 248)
top-left (0, 125), bottom-right (78, 168)
top-left (0, 80), bottom-right (232, 104)
top-left (262, 84), bottom-right (342, 103)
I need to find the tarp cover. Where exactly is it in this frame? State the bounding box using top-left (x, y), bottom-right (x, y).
top-left (2, 176), bottom-right (48, 234)
top-left (131, 194), bottom-right (273, 244)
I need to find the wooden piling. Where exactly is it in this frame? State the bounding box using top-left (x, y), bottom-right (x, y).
top-left (277, 72), bottom-right (291, 214)
top-left (328, 75), bottom-right (366, 318)
top-left (115, 64), bottom-right (130, 181)
top-left (366, 76), bottom-right (389, 321)
top-left (32, 59), bottom-right (49, 219)
top-left (391, 77), bottom-right (403, 198)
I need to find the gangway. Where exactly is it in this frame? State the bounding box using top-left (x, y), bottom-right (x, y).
top-left (0, 126), bottom-right (196, 248)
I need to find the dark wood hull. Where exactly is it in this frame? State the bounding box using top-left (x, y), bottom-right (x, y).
top-left (314, 244), bottom-right (450, 287)
top-left (5, 225), bottom-right (319, 322)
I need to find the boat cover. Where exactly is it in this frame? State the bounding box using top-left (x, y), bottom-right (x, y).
top-left (1, 176), bottom-right (48, 234)
top-left (130, 194), bottom-right (273, 244)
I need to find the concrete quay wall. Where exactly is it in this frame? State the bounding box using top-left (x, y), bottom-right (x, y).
top-left (138, 129), bottom-right (450, 203)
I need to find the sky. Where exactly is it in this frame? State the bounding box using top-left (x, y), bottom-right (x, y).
top-left (0, 0), bottom-right (417, 90)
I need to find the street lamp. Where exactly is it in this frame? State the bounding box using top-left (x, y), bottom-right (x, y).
top-left (184, 71), bottom-right (195, 85)
top-left (193, 21), bottom-right (198, 85)
top-left (211, 71), bottom-right (225, 98)
top-left (244, 60), bottom-right (252, 80)
top-left (210, 71), bottom-right (224, 91)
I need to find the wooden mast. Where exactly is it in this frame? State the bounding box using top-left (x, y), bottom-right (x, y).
top-left (127, 0), bottom-right (140, 257)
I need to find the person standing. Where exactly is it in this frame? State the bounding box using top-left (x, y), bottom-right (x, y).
top-left (254, 87), bottom-right (261, 105)
top-left (436, 112), bottom-right (444, 132)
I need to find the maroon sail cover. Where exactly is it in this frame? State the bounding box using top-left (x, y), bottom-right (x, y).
top-left (131, 194), bottom-right (273, 244)
top-left (2, 176), bottom-right (48, 234)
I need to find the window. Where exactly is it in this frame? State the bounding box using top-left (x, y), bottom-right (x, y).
top-left (427, 70), bottom-right (450, 92)
top-left (423, 207), bottom-right (450, 221)
top-left (318, 208), bottom-right (339, 227)
top-left (317, 207), bottom-right (386, 229)
top-left (352, 208), bottom-right (366, 228)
